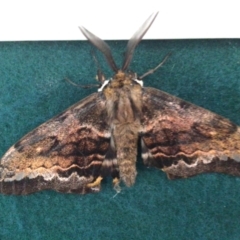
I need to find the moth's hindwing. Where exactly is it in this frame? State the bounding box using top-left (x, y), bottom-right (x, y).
top-left (141, 87), bottom-right (240, 179)
top-left (0, 93), bottom-right (118, 194)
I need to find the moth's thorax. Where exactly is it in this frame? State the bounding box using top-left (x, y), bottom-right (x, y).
top-left (102, 70), bottom-right (143, 125)
top-left (104, 70), bottom-right (139, 88)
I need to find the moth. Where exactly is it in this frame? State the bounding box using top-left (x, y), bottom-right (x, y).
top-left (1, 12), bottom-right (240, 195)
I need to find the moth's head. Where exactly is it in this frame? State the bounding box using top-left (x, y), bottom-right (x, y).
top-left (79, 12), bottom-right (158, 90)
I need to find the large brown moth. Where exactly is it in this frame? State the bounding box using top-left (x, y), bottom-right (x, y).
top-left (1, 12), bottom-right (240, 195)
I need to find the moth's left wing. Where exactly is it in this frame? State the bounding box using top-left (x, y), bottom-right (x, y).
top-left (0, 93), bottom-right (117, 195)
top-left (141, 87), bottom-right (240, 179)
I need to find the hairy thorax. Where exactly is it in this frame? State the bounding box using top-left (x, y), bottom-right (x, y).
top-left (102, 71), bottom-right (143, 186)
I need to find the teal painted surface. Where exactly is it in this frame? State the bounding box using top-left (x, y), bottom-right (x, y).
top-left (1, 39), bottom-right (240, 240)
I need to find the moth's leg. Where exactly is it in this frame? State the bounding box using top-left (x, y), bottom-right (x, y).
top-left (87, 176), bottom-right (103, 189)
top-left (141, 138), bottom-right (154, 166)
top-left (91, 49), bottom-right (107, 84)
top-left (113, 177), bottom-right (121, 193)
top-left (100, 137), bottom-right (120, 191)
top-left (138, 52), bottom-right (171, 80)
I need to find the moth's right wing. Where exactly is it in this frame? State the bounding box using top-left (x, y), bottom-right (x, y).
top-left (141, 87), bottom-right (240, 179)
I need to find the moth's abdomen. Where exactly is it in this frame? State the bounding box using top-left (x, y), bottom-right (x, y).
top-left (113, 123), bottom-right (141, 186)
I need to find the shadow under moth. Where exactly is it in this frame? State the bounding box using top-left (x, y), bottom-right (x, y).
top-left (1, 12), bottom-right (240, 195)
